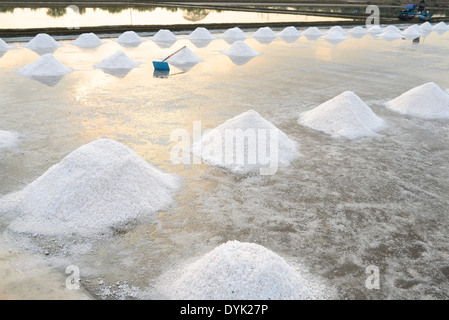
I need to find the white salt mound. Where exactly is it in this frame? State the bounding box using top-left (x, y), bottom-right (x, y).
top-left (165, 47), bottom-right (203, 65)
top-left (278, 26), bottom-right (301, 37)
top-left (0, 38), bottom-right (13, 51)
top-left (117, 31), bottom-right (143, 44)
top-left (433, 21), bottom-right (449, 31)
top-left (253, 27), bottom-right (277, 38)
top-left (191, 110), bottom-right (298, 174)
top-left (18, 54), bottom-right (72, 77)
top-left (188, 27), bottom-right (216, 40)
top-left (328, 26), bottom-right (346, 34)
top-left (386, 82), bottom-right (449, 119)
top-left (401, 24), bottom-right (422, 37)
top-left (24, 33), bottom-right (61, 49)
top-left (222, 41), bottom-right (260, 57)
top-left (367, 25), bottom-right (383, 34)
top-left (0, 130), bottom-right (19, 150)
top-left (7, 139), bottom-right (180, 237)
top-left (152, 29), bottom-right (178, 42)
top-left (302, 27), bottom-right (323, 36)
top-left (348, 26), bottom-right (367, 35)
top-left (384, 25), bottom-right (402, 33)
top-left (166, 241), bottom-right (329, 300)
top-left (221, 27), bottom-right (248, 39)
top-left (72, 33), bottom-right (103, 48)
top-left (379, 30), bottom-right (403, 41)
top-left (420, 21), bottom-right (433, 33)
top-left (94, 51), bottom-right (140, 70)
top-left (323, 30), bottom-right (347, 41)
top-left (299, 91), bottom-right (385, 139)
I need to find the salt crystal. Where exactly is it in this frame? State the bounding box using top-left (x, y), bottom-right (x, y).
top-left (253, 27), bottom-right (277, 38)
top-left (302, 27), bottom-right (323, 37)
top-left (188, 27), bottom-right (216, 40)
top-left (278, 26), bottom-right (301, 37)
top-left (152, 29), bottom-right (178, 42)
top-left (379, 30), bottom-right (403, 41)
top-left (348, 26), bottom-right (367, 36)
top-left (24, 33), bottom-right (62, 50)
top-left (117, 31), bottom-right (144, 45)
top-left (221, 27), bottom-right (248, 40)
top-left (328, 26), bottom-right (346, 34)
top-left (0, 38), bottom-right (13, 51)
top-left (94, 51), bottom-right (140, 70)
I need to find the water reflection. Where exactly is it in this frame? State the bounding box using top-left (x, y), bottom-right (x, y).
top-left (29, 75), bottom-right (65, 86)
top-left (97, 68), bottom-right (134, 79)
top-left (189, 39), bottom-right (214, 48)
top-left (279, 35), bottom-right (300, 43)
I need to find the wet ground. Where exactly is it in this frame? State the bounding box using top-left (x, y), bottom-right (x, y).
top-left (0, 26), bottom-right (448, 299)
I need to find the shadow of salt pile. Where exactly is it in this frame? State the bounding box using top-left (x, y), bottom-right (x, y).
top-left (17, 54), bottom-right (72, 86)
top-left (221, 41), bottom-right (260, 66)
top-left (94, 51), bottom-right (140, 78)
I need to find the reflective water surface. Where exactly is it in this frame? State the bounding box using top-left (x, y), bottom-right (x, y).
top-left (0, 27), bottom-right (449, 299)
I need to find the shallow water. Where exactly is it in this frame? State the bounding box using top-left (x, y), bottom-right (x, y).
top-left (0, 27), bottom-right (449, 299)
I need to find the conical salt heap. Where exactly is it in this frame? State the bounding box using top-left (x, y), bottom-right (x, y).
top-left (384, 25), bottom-right (402, 33)
top-left (401, 24), bottom-right (422, 38)
top-left (18, 54), bottom-right (72, 77)
top-left (117, 31), bottom-right (144, 45)
top-left (0, 38), bottom-right (13, 51)
top-left (72, 33), bottom-right (103, 48)
top-left (94, 51), bottom-right (140, 70)
top-left (222, 41), bottom-right (260, 57)
top-left (152, 29), bottom-right (178, 42)
top-left (302, 27), bottom-right (323, 37)
top-left (278, 26), bottom-right (301, 37)
top-left (253, 27), bottom-right (277, 38)
top-left (191, 110), bottom-right (298, 174)
top-left (165, 47), bottom-right (203, 72)
top-left (420, 21), bottom-right (433, 33)
top-left (24, 33), bottom-right (62, 50)
top-left (188, 27), bottom-right (216, 40)
top-left (323, 30), bottom-right (347, 44)
top-left (7, 139), bottom-right (180, 237)
top-left (328, 26), bottom-right (346, 34)
top-left (367, 25), bottom-right (383, 34)
top-left (299, 91), bottom-right (385, 139)
top-left (221, 27), bottom-right (248, 40)
top-left (385, 82), bottom-right (449, 119)
top-left (379, 29), bottom-right (402, 41)
top-left (348, 26), bottom-right (366, 37)
top-left (433, 21), bottom-right (448, 31)
top-left (163, 241), bottom-right (331, 300)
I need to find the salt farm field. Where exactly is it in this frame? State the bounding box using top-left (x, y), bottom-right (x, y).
top-left (0, 25), bottom-right (449, 299)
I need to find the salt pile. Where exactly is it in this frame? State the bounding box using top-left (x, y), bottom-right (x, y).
top-left (302, 27), bottom-right (323, 38)
top-left (278, 26), bottom-right (301, 37)
top-left (221, 27), bottom-right (249, 40)
top-left (328, 26), bottom-right (346, 34)
top-left (401, 24), bottom-right (422, 38)
top-left (164, 46), bottom-right (203, 72)
top-left (164, 241), bottom-right (328, 300)
top-left (71, 33), bottom-right (103, 48)
top-left (433, 21), bottom-right (449, 31)
top-left (323, 30), bottom-right (347, 44)
top-left (117, 31), bottom-right (144, 45)
top-left (152, 29), bottom-right (178, 42)
top-left (0, 38), bottom-right (13, 51)
top-left (24, 33), bottom-right (62, 53)
top-left (191, 110), bottom-right (298, 174)
top-left (253, 27), bottom-right (277, 38)
top-left (188, 27), bottom-right (216, 40)
top-left (379, 30), bottom-right (403, 41)
top-left (366, 25), bottom-right (383, 34)
top-left (299, 91), bottom-right (385, 139)
top-left (221, 41), bottom-right (260, 65)
top-left (385, 82), bottom-right (449, 119)
top-left (0, 130), bottom-right (19, 150)
top-left (384, 25), bottom-right (402, 33)
top-left (7, 139), bottom-right (180, 237)
top-left (348, 26), bottom-right (367, 37)
top-left (18, 54), bottom-right (72, 77)
top-left (94, 51), bottom-right (140, 70)
top-left (419, 21), bottom-right (434, 33)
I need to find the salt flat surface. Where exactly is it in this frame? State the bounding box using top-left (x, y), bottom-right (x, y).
top-left (0, 27), bottom-right (449, 300)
